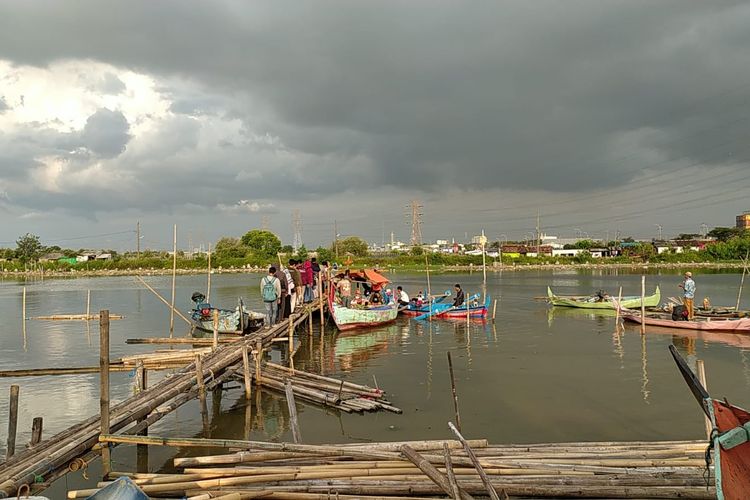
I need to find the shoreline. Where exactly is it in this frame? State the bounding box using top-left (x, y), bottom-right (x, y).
top-left (1, 261), bottom-right (745, 280)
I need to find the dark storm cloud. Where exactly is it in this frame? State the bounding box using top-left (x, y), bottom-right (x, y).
top-left (1, 0), bottom-right (750, 207)
top-left (80, 108), bottom-right (131, 158)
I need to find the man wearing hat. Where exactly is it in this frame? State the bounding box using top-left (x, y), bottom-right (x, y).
top-left (678, 271), bottom-right (696, 320)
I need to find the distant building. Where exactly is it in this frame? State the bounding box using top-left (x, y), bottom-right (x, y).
top-left (737, 211), bottom-right (750, 229)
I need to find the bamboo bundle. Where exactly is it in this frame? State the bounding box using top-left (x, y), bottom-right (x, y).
top-left (127, 337), bottom-right (240, 345)
top-left (31, 313), bottom-right (124, 320)
top-left (70, 438), bottom-right (715, 499)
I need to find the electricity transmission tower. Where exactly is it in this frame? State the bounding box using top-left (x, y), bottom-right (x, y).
top-left (292, 209), bottom-right (303, 251)
top-left (261, 216), bottom-right (271, 231)
top-left (406, 200), bottom-right (423, 246)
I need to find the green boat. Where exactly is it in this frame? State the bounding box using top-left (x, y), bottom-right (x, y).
top-left (547, 286), bottom-right (660, 310)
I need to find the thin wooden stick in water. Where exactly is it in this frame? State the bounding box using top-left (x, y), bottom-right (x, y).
top-left (207, 242), bottom-right (212, 303)
top-left (242, 346), bottom-right (252, 400)
top-left (696, 360), bottom-right (712, 440)
top-left (285, 379), bottom-right (302, 444)
top-left (447, 352), bottom-right (461, 432)
top-left (614, 286), bottom-right (623, 330)
top-left (736, 249), bottom-right (749, 311)
top-left (6, 385), bottom-right (19, 459)
top-left (640, 275), bottom-right (646, 335)
top-left (212, 309), bottom-right (220, 350)
top-left (135, 275), bottom-right (192, 325)
top-left (86, 289), bottom-right (91, 320)
top-left (170, 224), bottom-right (177, 336)
top-left (443, 442), bottom-right (462, 500)
top-left (100, 310), bottom-right (111, 477)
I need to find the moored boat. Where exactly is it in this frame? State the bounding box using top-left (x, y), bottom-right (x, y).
top-left (669, 345), bottom-right (750, 500)
top-left (547, 286), bottom-right (660, 309)
top-left (189, 293), bottom-right (265, 335)
top-left (624, 311), bottom-right (750, 333)
top-left (329, 269), bottom-right (399, 331)
top-left (402, 293), bottom-right (489, 319)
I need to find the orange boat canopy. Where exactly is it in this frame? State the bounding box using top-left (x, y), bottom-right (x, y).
top-left (336, 268), bottom-right (390, 287)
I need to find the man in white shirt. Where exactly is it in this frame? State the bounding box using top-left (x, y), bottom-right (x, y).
top-left (396, 286), bottom-right (410, 306)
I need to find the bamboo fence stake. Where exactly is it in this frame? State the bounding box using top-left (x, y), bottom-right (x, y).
top-left (443, 442), bottom-right (462, 500)
top-left (447, 352), bottom-right (461, 432)
top-left (100, 310), bottom-right (111, 477)
top-left (30, 417), bottom-right (43, 446)
top-left (318, 277), bottom-right (324, 329)
top-left (22, 287), bottom-right (27, 349)
top-left (170, 224), bottom-right (177, 336)
top-left (6, 385), bottom-right (19, 459)
top-left (640, 275), bottom-right (646, 335)
top-left (284, 379), bottom-right (302, 444)
top-left (241, 346), bottom-right (252, 400)
top-left (400, 444), bottom-right (473, 500)
top-left (735, 249), bottom-right (749, 310)
top-left (696, 360), bottom-right (712, 439)
top-left (212, 309), bottom-right (219, 350)
top-left (308, 305), bottom-right (313, 337)
top-left (492, 299), bottom-right (497, 322)
top-left (207, 242), bottom-right (212, 303)
top-left (466, 293), bottom-right (470, 324)
top-left (614, 286), bottom-right (623, 329)
top-left (448, 422), bottom-right (500, 500)
top-left (86, 289), bottom-right (91, 320)
top-left (254, 342), bottom-right (262, 386)
top-left (195, 355), bottom-right (206, 400)
top-left (288, 316), bottom-right (294, 361)
top-left (134, 276), bottom-right (192, 325)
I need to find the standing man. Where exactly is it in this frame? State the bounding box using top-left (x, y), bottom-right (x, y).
top-left (679, 271), bottom-right (696, 320)
top-left (289, 259), bottom-right (303, 308)
top-left (452, 284), bottom-right (465, 308)
top-left (282, 264), bottom-right (295, 315)
top-left (338, 270), bottom-right (352, 308)
top-left (275, 265), bottom-right (289, 321)
top-left (261, 267), bottom-right (281, 327)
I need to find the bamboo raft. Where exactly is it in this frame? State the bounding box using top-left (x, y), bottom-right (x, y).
top-left (69, 437), bottom-right (715, 499)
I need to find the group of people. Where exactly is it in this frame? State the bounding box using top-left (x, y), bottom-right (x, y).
top-left (334, 270), bottom-right (389, 308)
top-left (260, 258), bottom-right (328, 327)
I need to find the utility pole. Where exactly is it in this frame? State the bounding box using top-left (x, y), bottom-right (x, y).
top-left (334, 220), bottom-right (339, 259)
top-left (292, 209), bottom-right (303, 252)
top-left (406, 200), bottom-right (424, 246)
top-left (136, 221), bottom-right (140, 258)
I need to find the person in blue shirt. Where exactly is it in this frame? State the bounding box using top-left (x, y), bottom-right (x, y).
top-left (678, 271), bottom-right (696, 320)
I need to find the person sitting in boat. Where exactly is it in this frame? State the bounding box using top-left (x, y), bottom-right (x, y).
top-left (414, 290), bottom-right (425, 307)
top-left (396, 286), bottom-right (410, 306)
top-left (352, 288), bottom-right (364, 305)
top-left (452, 284), bottom-right (465, 308)
top-left (595, 290), bottom-right (611, 302)
top-left (369, 284), bottom-right (383, 305)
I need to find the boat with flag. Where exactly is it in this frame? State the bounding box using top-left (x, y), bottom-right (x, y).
top-left (669, 345), bottom-right (750, 500)
top-left (328, 269), bottom-right (399, 331)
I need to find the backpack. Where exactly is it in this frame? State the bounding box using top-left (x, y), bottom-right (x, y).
top-left (262, 276), bottom-right (277, 302)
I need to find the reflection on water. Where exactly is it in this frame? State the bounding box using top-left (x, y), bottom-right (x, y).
top-left (3, 270), bottom-right (750, 497)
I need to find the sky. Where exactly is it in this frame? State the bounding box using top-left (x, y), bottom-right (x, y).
top-left (1, 1), bottom-right (750, 251)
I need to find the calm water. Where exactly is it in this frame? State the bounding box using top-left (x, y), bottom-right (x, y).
top-left (1, 269), bottom-right (749, 496)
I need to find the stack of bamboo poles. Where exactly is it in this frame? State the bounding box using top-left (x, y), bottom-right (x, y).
top-left (0, 309), bottom-right (318, 497)
top-left (243, 362), bottom-right (401, 414)
top-left (68, 438), bottom-right (714, 499)
top-left (119, 348), bottom-right (213, 369)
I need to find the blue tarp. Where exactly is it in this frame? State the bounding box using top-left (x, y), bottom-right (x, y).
top-left (87, 477), bottom-right (148, 500)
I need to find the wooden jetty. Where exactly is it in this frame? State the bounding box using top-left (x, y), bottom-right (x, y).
top-left (0, 299), bottom-right (331, 497)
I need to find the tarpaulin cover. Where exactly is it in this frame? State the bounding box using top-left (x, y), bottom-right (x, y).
top-left (87, 477), bottom-right (148, 500)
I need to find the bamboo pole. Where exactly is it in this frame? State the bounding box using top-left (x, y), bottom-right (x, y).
top-left (318, 277), bottom-right (324, 330)
top-left (207, 242), bottom-right (212, 303)
top-left (308, 306), bottom-right (313, 337)
top-left (447, 352), bottom-right (461, 432)
top-left (135, 275), bottom-right (192, 325)
top-left (288, 316), bottom-right (294, 361)
top-left (242, 346), bottom-right (252, 400)
top-left (213, 309), bottom-right (220, 350)
top-left (86, 289), bottom-right (91, 320)
top-left (170, 224), bottom-right (178, 336)
top-left (254, 342), bottom-right (262, 386)
top-left (492, 299), bottom-right (497, 322)
top-left (30, 417), bottom-right (43, 447)
top-left (449, 422), bottom-right (500, 500)
top-left (443, 442), bottom-right (461, 500)
top-left (640, 275), bottom-right (646, 335)
top-left (696, 360), bottom-right (712, 440)
top-left (6, 385), bottom-right (19, 459)
top-left (285, 380), bottom-right (302, 444)
top-left (195, 355), bottom-right (206, 400)
top-left (22, 286), bottom-right (26, 349)
top-left (100, 310), bottom-right (111, 477)
top-left (614, 286), bottom-right (623, 329)
top-left (400, 444), bottom-right (473, 500)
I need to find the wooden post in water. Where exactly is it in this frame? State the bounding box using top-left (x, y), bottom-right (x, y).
top-left (447, 351), bottom-right (461, 432)
top-left (30, 417), bottom-right (43, 446)
top-left (195, 354), bottom-right (206, 400)
top-left (212, 309), bottom-right (219, 350)
top-left (206, 242), bottom-right (212, 303)
top-left (135, 360), bottom-right (148, 472)
top-left (99, 310), bottom-right (111, 477)
top-left (254, 341), bottom-right (262, 386)
top-left (288, 316), bottom-right (294, 361)
top-left (6, 385), bottom-right (19, 459)
top-left (284, 379), bottom-right (302, 443)
top-left (640, 275), bottom-right (646, 335)
top-left (492, 299), bottom-right (497, 323)
top-left (308, 305), bottom-right (313, 336)
top-left (736, 249), bottom-right (749, 311)
top-left (86, 289), bottom-right (91, 320)
top-left (696, 360), bottom-right (712, 439)
top-left (241, 346), bottom-right (252, 399)
top-left (22, 286), bottom-right (27, 348)
top-left (318, 275), bottom-right (324, 330)
top-left (614, 286), bottom-right (623, 330)
top-left (466, 293), bottom-right (470, 324)
top-left (169, 224), bottom-right (177, 337)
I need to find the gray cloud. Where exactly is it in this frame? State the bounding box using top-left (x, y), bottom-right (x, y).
top-left (1, 1), bottom-right (750, 245)
top-left (0, 96), bottom-right (8, 113)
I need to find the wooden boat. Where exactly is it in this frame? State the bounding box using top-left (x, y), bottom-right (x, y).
top-left (400, 291), bottom-right (452, 316)
top-left (87, 476), bottom-right (148, 499)
top-left (547, 286), bottom-right (660, 309)
top-left (669, 345), bottom-right (750, 500)
top-left (189, 293), bottom-right (264, 335)
top-left (623, 311), bottom-right (750, 333)
top-left (402, 293), bottom-right (489, 318)
top-left (329, 269), bottom-right (399, 331)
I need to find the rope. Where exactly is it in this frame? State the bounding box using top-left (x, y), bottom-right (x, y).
top-left (704, 428), bottom-right (719, 490)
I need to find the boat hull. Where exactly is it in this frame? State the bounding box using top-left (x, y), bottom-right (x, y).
top-left (189, 309), bottom-right (264, 335)
top-left (330, 302), bottom-right (399, 331)
top-left (548, 286), bottom-right (660, 309)
top-left (624, 313), bottom-right (750, 333)
top-left (402, 297), bottom-right (490, 318)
